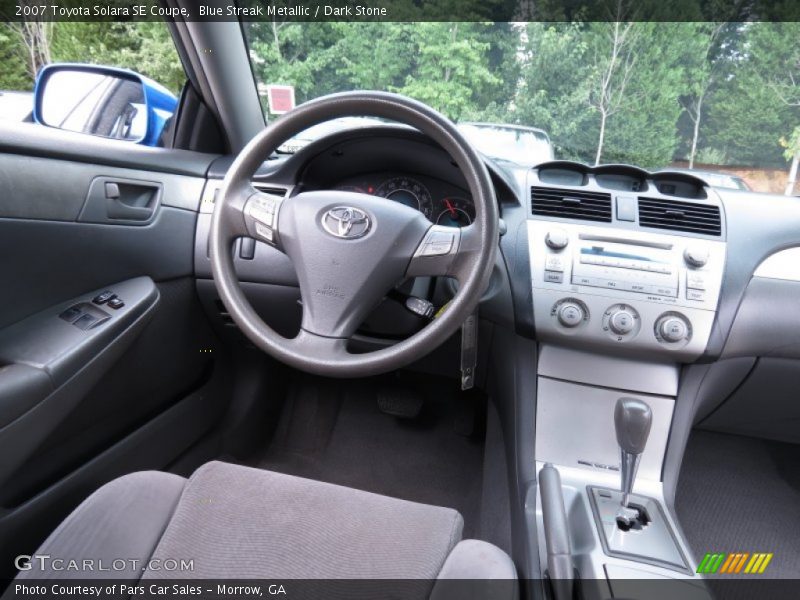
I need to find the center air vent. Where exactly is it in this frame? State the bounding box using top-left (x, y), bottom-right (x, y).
top-left (531, 186), bottom-right (612, 222)
top-left (638, 197), bottom-right (721, 236)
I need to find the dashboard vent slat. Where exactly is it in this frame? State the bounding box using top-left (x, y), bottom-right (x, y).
top-left (531, 186), bottom-right (612, 222)
top-left (638, 197), bottom-right (721, 236)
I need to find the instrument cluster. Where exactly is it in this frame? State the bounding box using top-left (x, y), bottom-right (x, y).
top-left (333, 173), bottom-right (475, 228)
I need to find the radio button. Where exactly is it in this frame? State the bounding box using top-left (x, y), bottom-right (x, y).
top-left (687, 289), bottom-right (705, 301)
top-left (545, 255), bottom-right (565, 272)
top-left (686, 273), bottom-right (706, 290)
top-left (654, 286), bottom-right (678, 297)
top-left (684, 247), bottom-right (710, 268)
top-left (544, 270), bottom-right (564, 283)
top-left (545, 229), bottom-right (569, 250)
top-left (626, 282), bottom-right (648, 293)
top-left (573, 275), bottom-right (596, 287)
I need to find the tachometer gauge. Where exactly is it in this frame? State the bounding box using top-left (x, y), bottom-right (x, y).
top-left (375, 177), bottom-right (434, 219)
top-left (436, 197), bottom-right (474, 228)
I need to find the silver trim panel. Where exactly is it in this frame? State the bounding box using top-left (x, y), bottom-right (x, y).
top-left (529, 220), bottom-right (726, 361)
top-left (753, 247), bottom-right (800, 281)
top-left (535, 377), bottom-right (674, 483)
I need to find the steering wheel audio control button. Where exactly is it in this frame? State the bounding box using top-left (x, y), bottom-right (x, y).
top-left (246, 195), bottom-right (279, 227)
top-left (416, 228), bottom-right (457, 257)
top-left (255, 222), bottom-right (274, 242)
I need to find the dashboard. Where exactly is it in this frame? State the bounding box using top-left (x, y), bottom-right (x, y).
top-left (527, 161), bottom-right (726, 361)
top-left (195, 126), bottom-right (800, 368)
top-left (330, 172), bottom-right (475, 227)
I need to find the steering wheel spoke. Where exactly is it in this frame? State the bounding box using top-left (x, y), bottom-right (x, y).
top-left (235, 189), bottom-right (285, 250)
top-left (288, 329), bottom-right (351, 361)
top-left (406, 223), bottom-right (483, 282)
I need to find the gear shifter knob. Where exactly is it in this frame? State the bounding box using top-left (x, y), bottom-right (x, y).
top-left (614, 398), bottom-right (652, 508)
top-left (615, 397), bottom-right (653, 455)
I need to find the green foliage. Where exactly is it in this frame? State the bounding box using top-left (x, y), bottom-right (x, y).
top-left (0, 23), bottom-right (30, 90)
top-left (3, 17), bottom-right (799, 170)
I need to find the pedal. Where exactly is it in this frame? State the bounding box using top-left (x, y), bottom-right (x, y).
top-left (377, 387), bottom-right (424, 419)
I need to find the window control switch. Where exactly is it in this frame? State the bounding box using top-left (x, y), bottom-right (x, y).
top-left (73, 314), bottom-right (99, 330)
top-left (59, 305), bottom-right (84, 323)
top-left (93, 290), bottom-right (115, 305)
top-left (107, 297), bottom-right (125, 309)
top-left (66, 302), bottom-right (111, 330)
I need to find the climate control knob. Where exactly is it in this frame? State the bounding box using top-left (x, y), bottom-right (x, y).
top-left (545, 228), bottom-right (569, 250)
top-left (602, 303), bottom-right (641, 341)
top-left (656, 314), bottom-right (691, 343)
top-left (609, 309), bottom-right (636, 335)
top-left (557, 301), bottom-right (585, 328)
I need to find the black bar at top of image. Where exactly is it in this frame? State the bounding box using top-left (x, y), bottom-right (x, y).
top-left (2, 0), bottom-right (800, 23)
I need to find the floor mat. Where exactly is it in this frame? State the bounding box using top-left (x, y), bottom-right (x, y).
top-left (245, 374), bottom-right (485, 538)
top-left (676, 430), bottom-right (800, 585)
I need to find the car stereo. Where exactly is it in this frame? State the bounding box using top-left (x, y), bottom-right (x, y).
top-left (529, 221), bottom-right (726, 360)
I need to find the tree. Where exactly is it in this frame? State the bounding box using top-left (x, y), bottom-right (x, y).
top-left (6, 20), bottom-right (52, 81)
top-left (680, 22), bottom-right (727, 167)
top-left (399, 23), bottom-right (500, 120)
top-left (585, 18), bottom-right (639, 165)
top-left (747, 22), bottom-right (800, 193)
top-left (0, 23), bottom-right (31, 90)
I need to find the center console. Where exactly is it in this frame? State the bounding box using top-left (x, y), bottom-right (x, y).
top-left (526, 164), bottom-right (724, 598)
top-left (528, 221), bottom-right (725, 361)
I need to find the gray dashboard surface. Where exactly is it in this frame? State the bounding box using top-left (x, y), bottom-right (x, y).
top-left (722, 276), bottom-right (800, 359)
top-left (708, 190), bottom-right (800, 358)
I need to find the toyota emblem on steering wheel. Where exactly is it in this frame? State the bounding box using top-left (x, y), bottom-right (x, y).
top-left (322, 206), bottom-right (371, 239)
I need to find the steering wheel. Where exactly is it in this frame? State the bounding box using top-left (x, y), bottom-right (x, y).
top-left (209, 91), bottom-right (498, 377)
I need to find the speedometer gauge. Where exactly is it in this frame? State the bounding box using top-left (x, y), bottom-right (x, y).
top-left (375, 177), bottom-right (434, 220)
top-left (436, 197), bottom-right (474, 228)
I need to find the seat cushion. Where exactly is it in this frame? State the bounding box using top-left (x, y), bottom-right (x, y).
top-left (142, 461), bottom-right (463, 579)
top-left (16, 471), bottom-right (185, 580)
top-left (16, 461), bottom-right (516, 595)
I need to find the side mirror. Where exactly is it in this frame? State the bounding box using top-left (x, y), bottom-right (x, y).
top-left (33, 63), bottom-right (178, 146)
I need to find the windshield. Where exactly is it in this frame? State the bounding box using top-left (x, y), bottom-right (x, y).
top-left (243, 22), bottom-right (800, 194)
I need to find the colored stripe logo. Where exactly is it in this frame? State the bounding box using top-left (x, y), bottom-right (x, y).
top-left (696, 552), bottom-right (773, 574)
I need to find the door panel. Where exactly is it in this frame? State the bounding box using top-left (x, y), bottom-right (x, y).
top-left (0, 125), bottom-right (222, 580)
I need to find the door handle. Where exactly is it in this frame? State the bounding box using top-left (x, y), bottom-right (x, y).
top-left (105, 181), bottom-right (158, 221)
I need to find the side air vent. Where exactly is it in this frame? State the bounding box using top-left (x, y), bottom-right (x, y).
top-left (531, 186), bottom-right (612, 222)
top-left (638, 197), bottom-right (721, 236)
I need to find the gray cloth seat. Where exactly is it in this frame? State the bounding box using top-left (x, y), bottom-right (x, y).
top-left (17, 461), bottom-right (516, 596)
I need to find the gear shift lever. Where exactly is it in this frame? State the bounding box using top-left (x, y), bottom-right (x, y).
top-left (614, 397), bottom-right (652, 515)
